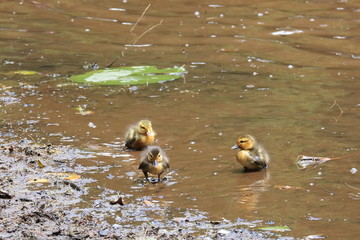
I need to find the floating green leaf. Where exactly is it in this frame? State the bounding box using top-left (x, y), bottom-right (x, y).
top-left (258, 226), bottom-right (291, 232)
top-left (9, 70), bottom-right (39, 76)
top-left (70, 65), bottom-right (187, 85)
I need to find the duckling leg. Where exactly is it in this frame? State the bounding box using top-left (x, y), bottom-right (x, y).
top-left (142, 171), bottom-right (150, 183)
top-left (157, 171), bottom-right (166, 182)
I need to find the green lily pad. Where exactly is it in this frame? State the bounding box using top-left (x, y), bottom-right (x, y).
top-left (258, 226), bottom-right (291, 232)
top-left (70, 65), bottom-right (186, 85)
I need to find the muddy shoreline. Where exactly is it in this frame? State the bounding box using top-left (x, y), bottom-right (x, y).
top-left (0, 139), bottom-right (282, 239)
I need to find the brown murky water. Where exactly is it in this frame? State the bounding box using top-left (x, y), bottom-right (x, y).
top-left (1, 0), bottom-right (359, 238)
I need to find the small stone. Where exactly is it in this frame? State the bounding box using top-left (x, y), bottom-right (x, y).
top-left (173, 217), bottom-right (188, 223)
top-left (99, 229), bottom-right (108, 236)
top-left (113, 224), bottom-right (121, 228)
top-left (217, 229), bottom-right (230, 235)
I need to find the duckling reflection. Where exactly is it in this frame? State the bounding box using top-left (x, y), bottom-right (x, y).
top-left (125, 120), bottom-right (155, 150)
top-left (139, 146), bottom-right (170, 183)
top-left (231, 135), bottom-right (270, 171)
top-left (236, 170), bottom-right (270, 211)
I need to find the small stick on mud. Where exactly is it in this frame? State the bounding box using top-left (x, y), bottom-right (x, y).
top-left (0, 146), bottom-right (14, 153)
top-left (0, 190), bottom-right (12, 199)
top-left (110, 196), bottom-right (125, 205)
top-left (63, 180), bottom-right (81, 191)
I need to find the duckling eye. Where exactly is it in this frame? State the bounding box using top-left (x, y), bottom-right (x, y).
top-left (141, 126), bottom-right (146, 129)
top-left (240, 140), bottom-right (248, 143)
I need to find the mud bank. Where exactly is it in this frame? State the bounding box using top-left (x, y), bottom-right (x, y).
top-left (0, 139), bottom-right (284, 239)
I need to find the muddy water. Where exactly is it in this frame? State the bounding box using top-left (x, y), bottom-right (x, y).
top-left (1, 0), bottom-right (359, 238)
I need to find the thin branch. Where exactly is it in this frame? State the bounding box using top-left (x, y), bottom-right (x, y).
top-left (345, 182), bottom-right (360, 191)
top-left (132, 19), bottom-right (163, 45)
top-left (106, 57), bottom-right (120, 68)
top-left (130, 3), bottom-right (151, 33)
top-left (329, 100), bottom-right (344, 122)
top-left (329, 100), bottom-right (337, 109)
top-left (337, 103), bottom-right (344, 117)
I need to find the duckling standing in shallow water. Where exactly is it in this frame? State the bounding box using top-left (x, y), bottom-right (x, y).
top-left (139, 146), bottom-right (170, 183)
top-left (231, 135), bottom-right (270, 171)
top-left (125, 120), bottom-right (155, 150)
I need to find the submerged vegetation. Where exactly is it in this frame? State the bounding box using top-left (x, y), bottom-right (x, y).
top-left (70, 66), bottom-right (187, 85)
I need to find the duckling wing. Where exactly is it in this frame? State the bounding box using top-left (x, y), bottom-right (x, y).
top-left (250, 153), bottom-right (268, 168)
top-left (163, 161), bottom-right (170, 169)
top-left (139, 161), bottom-right (149, 171)
top-left (125, 127), bottom-right (137, 147)
top-left (253, 159), bottom-right (268, 168)
top-left (125, 138), bottom-right (135, 149)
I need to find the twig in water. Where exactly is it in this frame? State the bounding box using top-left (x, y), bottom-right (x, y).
top-left (329, 100), bottom-right (337, 109)
top-left (345, 182), bottom-right (360, 191)
top-left (329, 100), bottom-right (344, 122)
top-left (177, 64), bottom-right (185, 72)
top-left (132, 19), bottom-right (163, 45)
top-left (130, 3), bottom-right (151, 33)
top-left (106, 58), bottom-right (120, 68)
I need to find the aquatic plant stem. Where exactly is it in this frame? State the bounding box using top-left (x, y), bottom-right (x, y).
top-left (329, 100), bottom-right (343, 122)
top-left (132, 19), bottom-right (163, 45)
top-left (130, 4), bottom-right (151, 33)
top-left (345, 182), bottom-right (360, 191)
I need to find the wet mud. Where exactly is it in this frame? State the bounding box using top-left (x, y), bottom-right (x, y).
top-left (0, 139), bottom-right (277, 239)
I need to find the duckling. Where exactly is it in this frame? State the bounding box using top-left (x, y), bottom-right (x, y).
top-left (231, 135), bottom-right (270, 171)
top-left (125, 120), bottom-right (155, 150)
top-left (139, 146), bottom-right (170, 183)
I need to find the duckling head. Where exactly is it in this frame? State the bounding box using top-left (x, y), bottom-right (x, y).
top-left (137, 120), bottom-right (154, 136)
top-left (231, 135), bottom-right (255, 150)
top-left (147, 146), bottom-right (163, 166)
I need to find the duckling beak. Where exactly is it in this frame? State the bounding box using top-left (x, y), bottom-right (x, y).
top-left (152, 160), bottom-right (158, 167)
top-left (147, 131), bottom-right (154, 136)
top-left (231, 144), bottom-right (239, 150)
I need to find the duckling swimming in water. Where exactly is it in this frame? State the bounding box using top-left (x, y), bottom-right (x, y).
top-left (139, 146), bottom-right (170, 183)
top-left (125, 120), bottom-right (155, 150)
top-left (231, 135), bottom-right (270, 171)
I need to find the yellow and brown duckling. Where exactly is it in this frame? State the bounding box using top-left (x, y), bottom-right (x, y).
top-left (139, 146), bottom-right (170, 183)
top-left (125, 120), bottom-right (155, 150)
top-left (231, 135), bottom-right (270, 171)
